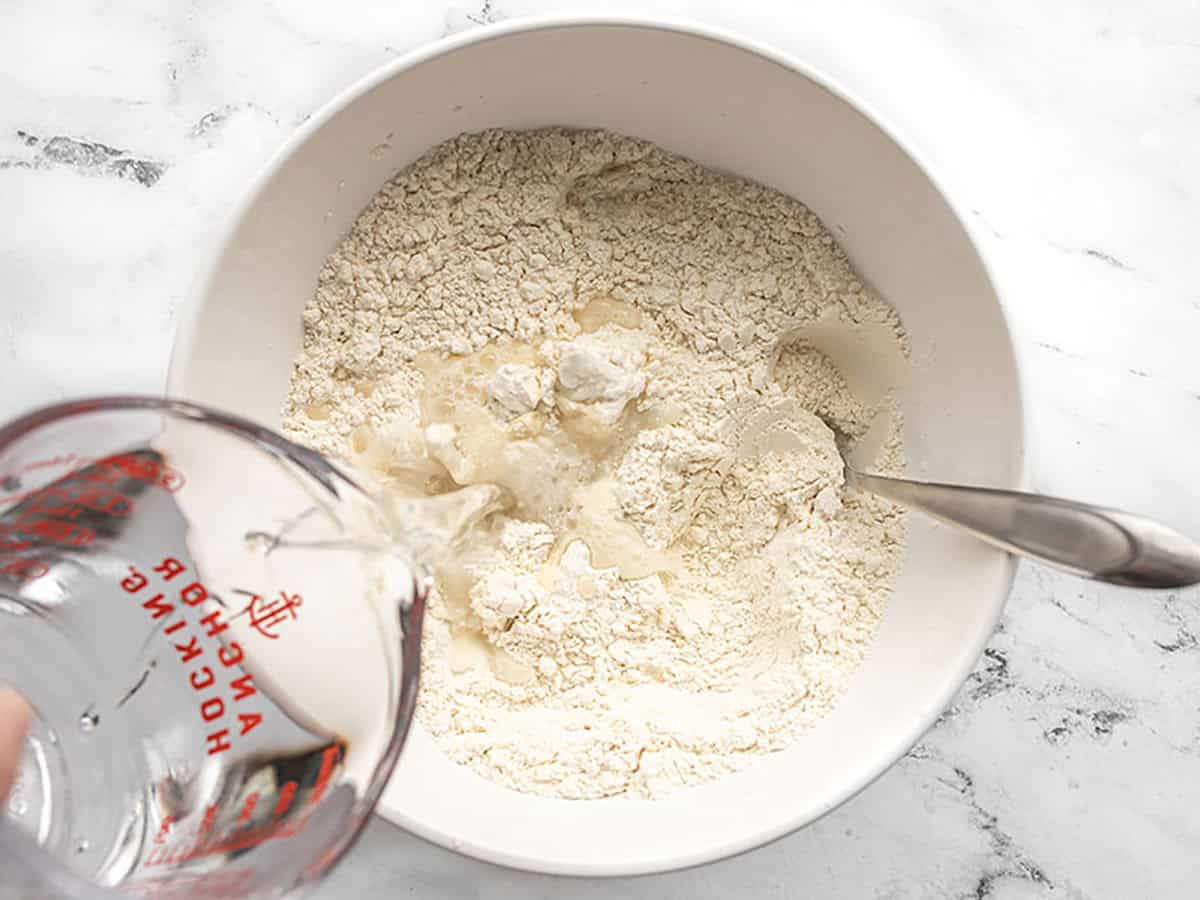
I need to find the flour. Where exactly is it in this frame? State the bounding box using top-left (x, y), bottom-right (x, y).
top-left (282, 128), bottom-right (908, 800)
top-left (555, 330), bottom-right (649, 430)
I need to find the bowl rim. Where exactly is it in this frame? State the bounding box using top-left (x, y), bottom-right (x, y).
top-left (168, 13), bottom-right (1031, 876)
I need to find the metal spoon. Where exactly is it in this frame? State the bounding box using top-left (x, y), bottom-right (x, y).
top-left (784, 314), bottom-right (1199, 589)
top-left (847, 465), bottom-right (1200, 589)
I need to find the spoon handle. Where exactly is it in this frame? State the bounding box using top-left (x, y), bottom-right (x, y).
top-left (851, 471), bottom-right (1200, 589)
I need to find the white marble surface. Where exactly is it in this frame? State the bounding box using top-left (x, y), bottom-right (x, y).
top-left (3, 1), bottom-right (1199, 896)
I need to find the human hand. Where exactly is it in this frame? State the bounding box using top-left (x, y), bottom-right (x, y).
top-left (0, 686), bottom-right (31, 802)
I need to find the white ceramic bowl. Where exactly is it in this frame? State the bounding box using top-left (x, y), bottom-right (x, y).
top-left (170, 17), bottom-right (1026, 877)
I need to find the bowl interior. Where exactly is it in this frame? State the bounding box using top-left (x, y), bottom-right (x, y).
top-left (169, 21), bottom-right (1023, 876)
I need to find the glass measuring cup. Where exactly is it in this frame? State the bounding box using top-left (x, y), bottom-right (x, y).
top-left (0, 397), bottom-right (426, 899)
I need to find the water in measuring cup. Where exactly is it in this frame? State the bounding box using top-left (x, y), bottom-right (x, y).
top-left (0, 441), bottom-right (470, 896)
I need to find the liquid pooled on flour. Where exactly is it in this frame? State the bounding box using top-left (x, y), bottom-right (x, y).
top-left (348, 298), bottom-right (683, 681)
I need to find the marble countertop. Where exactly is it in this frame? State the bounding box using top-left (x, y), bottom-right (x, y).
top-left (3, 1), bottom-right (1198, 897)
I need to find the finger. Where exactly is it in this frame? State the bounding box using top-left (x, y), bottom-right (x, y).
top-left (0, 686), bottom-right (32, 801)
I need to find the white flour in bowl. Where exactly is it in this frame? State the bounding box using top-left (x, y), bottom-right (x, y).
top-left (282, 128), bottom-right (907, 799)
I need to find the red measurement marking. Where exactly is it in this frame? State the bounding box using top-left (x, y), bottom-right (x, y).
top-left (23, 487), bottom-right (82, 520)
top-left (153, 816), bottom-right (174, 846)
top-left (140, 741), bottom-right (343, 869)
top-left (274, 781), bottom-right (299, 819)
top-left (25, 517), bottom-right (93, 546)
top-left (76, 485), bottom-right (132, 516)
top-left (142, 816), bottom-right (310, 868)
top-left (98, 453), bottom-right (186, 494)
top-left (0, 522), bottom-right (33, 545)
top-left (0, 455), bottom-right (147, 583)
top-left (17, 482), bottom-right (132, 519)
top-left (198, 804), bottom-right (219, 837)
top-left (237, 792), bottom-right (259, 825)
top-left (0, 453), bottom-right (181, 584)
top-left (1, 559), bottom-right (47, 580)
top-left (310, 745), bottom-right (339, 806)
top-left (245, 590), bottom-right (303, 640)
